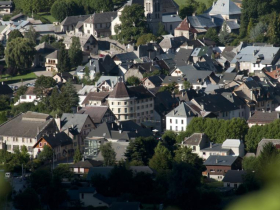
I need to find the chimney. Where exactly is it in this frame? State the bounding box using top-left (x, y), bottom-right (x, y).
top-left (119, 129), bottom-right (122, 134)
top-left (210, 142), bottom-right (212, 148)
top-left (55, 115), bottom-right (61, 130)
top-left (112, 123), bottom-right (114, 128)
top-left (192, 12), bottom-right (196, 16)
top-left (135, 129), bottom-right (138, 133)
top-left (253, 50), bottom-right (258, 56)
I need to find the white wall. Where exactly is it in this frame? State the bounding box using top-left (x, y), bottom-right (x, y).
top-left (166, 116), bottom-right (193, 132)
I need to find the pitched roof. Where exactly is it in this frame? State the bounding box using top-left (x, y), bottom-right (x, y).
top-left (187, 14), bottom-right (216, 32)
top-left (247, 111), bottom-right (279, 125)
top-left (25, 87), bottom-right (36, 95)
top-left (108, 79), bottom-right (130, 98)
top-left (69, 159), bottom-right (103, 168)
top-left (159, 36), bottom-right (187, 49)
top-left (0, 83), bottom-right (13, 95)
top-left (256, 139), bottom-right (280, 156)
top-left (208, 0), bottom-right (241, 15)
top-left (145, 75), bottom-right (163, 87)
top-left (35, 42), bottom-right (57, 54)
top-left (222, 139), bottom-right (242, 148)
top-left (162, 76), bottom-right (184, 84)
top-left (84, 12), bottom-right (117, 24)
top-left (113, 52), bottom-right (138, 62)
top-left (166, 102), bottom-right (196, 117)
top-left (175, 18), bottom-right (198, 33)
top-left (60, 113), bottom-right (93, 133)
top-left (60, 15), bottom-right (90, 26)
top-left (204, 155), bottom-right (239, 166)
top-left (222, 170), bottom-right (246, 183)
top-left (81, 92), bottom-right (109, 105)
top-left (183, 133), bottom-right (209, 146)
top-left (78, 106), bottom-right (114, 124)
top-left (34, 132), bottom-right (73, 148)
top-left (46, 50), bottom-right (59, 59)
top-left (173, 48), bottom-right (193, 66)
top-left (0, 112), bottom-right (54, 138)
top-left (162, 14), bottom-right (182, 23)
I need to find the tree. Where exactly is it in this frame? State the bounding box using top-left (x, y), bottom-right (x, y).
top-left (0, 112), bottom-right (7, 124)
top-left (40, 34), bottom-right (56, 44)
top-left (117, 4), bottom-right (147, 43)
top-left (195, 2), bottom-right (207, 14)
top-left (51, 1), bottom-right (80, 22)
top-left (0, 95), bottom-right (9, 111)
top-left (219, 22), bottom-right (233, 45)
top-left (34, 75), bottom-right (56, 98)
top-left (100, 142), bottom-right (116, 166)
top-left (179, 4), bottom-right (195, 19)
top-left (162, 130), bottom-right (177, 154)
top-left (14, 188), bottom-right (41, 210)
top-left (5, 38), bottom-right (35, 72)
top-left (73, 147), bottom-right (82, 163)
top-left (24, 25), bottom-right (38, 44)
top-left (92, 0), bottom-right (113, 13)
top-left (38, 145), bottom-right (53, 162)
top-left (125, 136), bottom-right (157, 165)
top-left (68, 36), bottom-right (83, 67)
top-left (204, 28), bottom-right (219, 44)
top-left (14, 86), bottom-right (27, 103)
top-left (258, 142), bottom-right (278, 167)
top-left (159, 82), bottom-right (178, 93)
top-left (8, 29), bottom-right (23, 42)
top-left (0, 43), bottom-right (4, 58)
top-left (268, 12), bottom-right (280, 44)
top-left (136, 33), bottom-right (157, 46)
top-left (157, 22), bottom-right (167, 36)
top-left (250, 22), bottom-right (267, 42)
top-left (174, 147), bottom-right (204, 171)
top-left (126, 76), bottom-right (140, 86)
top-left (183, 80), bottom-right (192, 89)
top-left (57, 47), bottom-right (71, 72)
top-left (242, 156), bottom-right (259, 172)
top-left (149, 142), bottom-right (172, 171)
top-left (53, 164), bottom-right (74, 180)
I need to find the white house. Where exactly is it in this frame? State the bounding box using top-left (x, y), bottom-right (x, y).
top-left (166, 102), bottom-right (196, 132)
top-left (223, 170), bottom-right (246, 188)
top-left (14, 87), bottom-right (38, 105)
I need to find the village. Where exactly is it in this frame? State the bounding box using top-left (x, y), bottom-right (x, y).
top-left (0, 0), bottom-right (279, 209)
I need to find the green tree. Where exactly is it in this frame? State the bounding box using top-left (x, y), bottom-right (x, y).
top-left (8, 30), bottom-right (23, 42)
top-left (34, 75), bottom-right (56, 98)
top-left (196, 2), bottom-right (207, 14)
top-left (126, 76), bottom-right (140, 86)
top-left (250, 22), bottom-right (267, 42)
top-left (258, 142), bottom-right (278, 167)
top-left (14, 188), bottom-right (41, 210)
top-left (38, 145), bottom-right (53, 162)
top-left (0, 112), bottom-right (7, 124)
top-left (92, 0), bottom-right (113, 12)
top-left (219, 22), bottom-right (233, 45)
top-left (68, 36), bottom-right (83, 67)
top-left (125, 136), bottom-right (157, 165)
top-left (73, 147), bottom-right (82, 163)
top-left (136, 33), bottom-right (157, 46)
top-left (0, 95), bottom-right (9, 111)
top-left (149, 142), bottom-right (172, 171)
top-left (242, 156), bottom-right (259, 172)
top-left (100, 142), bottom-right (116, 166)
top-left (159, 82), bottom-right (178, 93)
top-left (174, 147), bottom-right (204, 171)
top-left (57, 47), bottom-right (71, 72)
top-left (162, 130), bottom-right (177, 154)
top-left (268, 12), bottom-right (280, 44)
top-left (40, 34), bottom-right (56, 44)
top-left (183, 80), bottom-right (192, 89)
top-left (5, 38), bottom-right (35, 73)
top-left (51, 0), bottom-right (81, 22)
top-left (204, 28), bottom-right (219, 44)
top-left (157, 22), bottom-right (167, 36)
top-left (118, 4), bottom-right (147, 43)
top-left (179, 5), bottom-right (195, 19)
top-left (24, 25), bottom-right (38, 44)
top-left (53, 164), bottom-right (74, 180)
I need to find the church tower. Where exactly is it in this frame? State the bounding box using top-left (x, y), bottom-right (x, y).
top-left (144, 0), bottom-right (162, 34)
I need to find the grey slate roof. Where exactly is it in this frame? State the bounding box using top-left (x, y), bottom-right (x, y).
top-left (162, 76), bottom-right (184, 84)
top-left (35, 42), bottom-right (57, 54)
top-left (145, 75), bottom-right (163, 87)
top-left (0, 112), bottom-right (53, 138)
top-left (204, 155), bottom-right (239, 166)
top-left (166, 102), bottom-right (196, 117)
top-left (162, 14), bottom-right (182, 23)
top-left (60, 15), bottom-right (90, 26)
top-left (0, 1), bottom-right (12, 6)
top-left (200, 143), bottom-right (230, 153)
top-left (226, 20), bottom-right (240, 30)
top-left (222, 170), bottom-right (246, 183)
top-left (0, 83), bottom-right (13, 95)
top-left (46, 50), bottom-right (59, 59)
top-left (84, 12), bottom-right (117, 24)
top-left (96, 76), bottom-right (119, 88)
top-left (208, 0), bottom-right (241, 15)
top-left (69, 160), bottom-right (103, 168)
top-left (113, 52), bottom-right (138, 63)
top-left (34, 132), bottom-right (73, 148)
top-left (183, 133), bottom-right (208, 146)
top-left (61, 113), bottom-right (93, 134)
top-left (173, 48), bottom-right (193, 66)
top-left (256, 139), bottom-right (280, 156)
top-left (247, 111), bottom-right (279, 125)
top-left (78, 106), bottom-right (115, 124)
top-left (96, 141), bottom-right (129, 161)
top-left (188, 14), bottom-right (216, 32)
top-left (159, 36), bottom-right (187, 49)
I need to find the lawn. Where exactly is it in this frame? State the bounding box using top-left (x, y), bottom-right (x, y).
top-left (205, 180), bottom-right (224, 188)
top-left (0, 72), bottom-right (37, 84)
top-left (37, 12), bottom-right (57, 23)
top-left (174, 0), bottom-right (210, 7)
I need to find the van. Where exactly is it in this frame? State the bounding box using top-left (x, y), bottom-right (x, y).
top-left (5, 172), bottom-right (11, 179)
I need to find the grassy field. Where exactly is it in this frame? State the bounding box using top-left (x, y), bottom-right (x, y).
top-left (0, 72), bottom-right (37, 84)
top-left (174, 0), bottom-right (210, 7)
top-left (205, 180), bottom-right (224, 188)
top-left (37, 12), bottom-right (57, 23)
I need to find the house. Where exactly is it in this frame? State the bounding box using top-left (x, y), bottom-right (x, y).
top-left (45, 50), bottom-right (59, 72)
top-left (53, 72), bottom-right (75, 84)
top-left (113, 52), bottom-right (139, 66)
top-left (21, 24), bottom-right (59, 38)
top-left (77, 85), bottom-right (97, 95)
top-left (14, 87), bottom-right (37, 105)
top-left (200, 139), bottom-right (245, 160)
top-left (10, 13), bottom-right (27, 22)
top-left (159, 36), bottom-right (188, 53)
top-left (109, 202), bottom-right (141, 210)
top-left (207, 0), bottom-right (241, 20)
top-left (107, 79), bottom-right (154, 123)
top-left (99, 54), bottom-right (120, 75)
top-left (187, 14), bottom-right (217, 37)
top-left (142, 75), bottom-right (164, 89)
top-left (191, 46), bottom-right (213, 64)
top-left (96, 76), bottom-right (119, 92)
top-left (231, 46), bottom-right (280, 73)
top-left (0, 82), bottom-right (13, 97)
top-left (174, 18), bottom-right (198, 39)
top-left (68, 187), bottom-right (111, 208)
top-left (166, 102), bottom-right (197, 132)
top-left (0, 1), bottom-right (13, 14)
top-left (0, 112), bottom-right (58, 156)
top-left (191, 93), bottom-right (246, 120)
top-left (224, 19), bottom-right (240, 33)
top-left (182, 133), bottom-right (210, 156)
top-left (219, 72), bottom-right (237, 85)
top-left (58, 114), bottom-right (96, 151)
top-left (34, 42), bottom-right (57, 67)
top-left (156, 58), bottom-right (176, 72)
top-left (33, 132), bottom-right (73, 161)
top-left (84, 121), bottom-right (153, 159)
top-left (75, 59), bottom-right (100, 80)
top-left (247, 110), bottom-right (279, 127)
top-left (69, 159), bottom-right (103, 174)
top-left (134, 42), bottom-right (163, 60)
top-left (63, 34), bottom-right (98, 56)
top-left (125, 62), bottom-right (161, 81)
top-left (173, 48), bottom-right (193, 66)
top-left (77, 106), bottom-right (116, 126)
top-left (203, 155), bottom-right (242, 180)
top-left (256, 139), bottom-right (280, 156)
top-left (84, 12), bottom-right (117, 37)
top-left (223, 170), bottom-right (246, 188)
top-left (60, 15), bottom-right (90, 32)
top-left (162, 14), bottom-right (182, 34)
top-left (162, 76), bottom-right (185, 91)
top-left (80, 92), bottom-right (109, 107)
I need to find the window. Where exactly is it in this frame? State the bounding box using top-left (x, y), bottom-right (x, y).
top-left (118, 102), bottom-right (121, 105)
top-left (170, 126), bottom-right (172, 130)
top-left (137, 106), bottom-right (139, 110)
top-left (130, 107), bottom-right (133, 111)
top-left (170, 119), bottom-right (172, 123)
top-left (111, 102), bottom-right (114, 105)
top-left (124, 102), bottom-right (127, 105)
top-left (112, 108), bottom-right (114, 111)
top-left (227, 183), bottom-right (230, 187)
top-left (29, 139), bottom-right (32, 143)
top-left (142, 112), bottom-right (144, 115)
top-left (175, 126), bottom-right (178, 131)
top-left (175, 119), bottom-right (178, 124)
top-left (192, 146), bottom-right (196, 151)
top-left (130, 101), bottom-right (133, 104)
top-left (181, 127), bottom-right (184, 131)
top-left (170, 24), bottom-right (173, 31)
top-left (81, 193), bottom-right (84, 199)
top-left (87, 30), bottom-right (90, 34)
top-left (118, 108), bottom-right (121, 113)
top-left (150, 110), bottom-right (153, 114)
top-left (39, 142), bottom-right (42, 147)
top-left (181, 120), bottom-right (184, 124)
top-left (125, 115), bottom-right (128, 119)
top-left (150, 104), bottom-right (152, 107)
top-left (146, 105), bottom-right (148, 108)
top-left (125, 108), bottom-right (127, 113)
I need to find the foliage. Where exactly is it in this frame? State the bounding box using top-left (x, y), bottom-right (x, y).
top-left (34, 75), bottom-right (56, 98)
top-left (92, 0), bottom-right (113, 13)
top-left (51, 40), bottom-right (65, 50)
top-left (53, 164), bottom-right (74, 180)
top-left (11, 102), bottom-right (37, 116)
top-left (8, 30), bottom-right (23, 42)
top-left (204, 28), bottom-right (219, 44)
top-left (157, 22), bottom-right (168, 36)
top-left (136, 33), bottom-right (157, 46)
top-left (117, 4), bottom-right (147, 43)
top-left (219, 22), bottom-right (234, 45)
top-left (40, 34), bottom-right (56, 44)
top-left (126, 76), bottom-right (140, 86)
top-left (242, 156), bottom-right (259, 172)
top-left (0, 43), bottom-right (4, 58)
top-left (51, 0), bottom-right (82, 22)
top-left (57, 47), bottom-right (71, 72)
top-left (183, 80), bottom-right (192, 89)
top-left (125, 136), bottom-right (157, 165)
top-left (0, 95), bottom-right (10, 111)
top-left (58, 80), bottom-right (79, 112)
top-left (100, 142), bottom-right (116, 166)
top-left (68, 36), bottom-right (83, 68)
top-left (162, 130), bottom-right (177, 154)
top-left (24, 25), bottom-right (38, 44)
top-left (250, 22), bottom-right (267, 42)
top-left (0, 112), bottom-right (7, 124)
top-left (159, 82), bottom-right (179, 94)
top-left (14, 85), bottom-right (27, 102)
top-left (73, 147), bottom-right (82, 163)
top-left (14, 188), bottom-right (41, 210)
top-left (5, 38), bottom-right (35, 72)
top-left (0, 177), bottom-right (12, 209)
top-left (149, 142), bottom-right (173, 171)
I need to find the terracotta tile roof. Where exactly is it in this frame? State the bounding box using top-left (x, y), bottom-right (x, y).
top-left (264, 69), bottom-right (280, 79)
top-left (108, 80), bottom-right (130, 98)
top-left (175, 18), bottom-right (197, 33)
